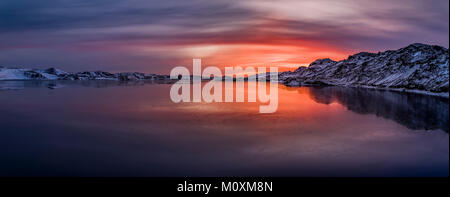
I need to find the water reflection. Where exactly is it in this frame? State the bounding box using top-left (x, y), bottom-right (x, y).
top-left (5, 81), bottom-right (446, 131)
top-left (0, 80), bottom-right (173, 90)
top-left (302, 86), bottom-right (449, 132)
top-left (0, 80), bottom-right (448, 176)
top-left (1, 81), bottom-right (448, 132)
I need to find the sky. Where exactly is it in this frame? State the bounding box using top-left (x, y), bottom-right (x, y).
top-left (0, 0), bottom-right (448, 74)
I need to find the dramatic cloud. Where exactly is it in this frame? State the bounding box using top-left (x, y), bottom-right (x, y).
top-left (0, 0), bottom-right (448, 73)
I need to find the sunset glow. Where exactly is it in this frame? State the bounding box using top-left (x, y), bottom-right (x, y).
top-left (0, 0), bottom-right (448, 73)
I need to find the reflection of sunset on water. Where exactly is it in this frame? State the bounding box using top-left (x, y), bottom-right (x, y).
top-left (0, 81), bottom-right (447, 176)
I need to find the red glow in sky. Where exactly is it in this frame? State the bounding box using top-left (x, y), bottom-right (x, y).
top-left (0, 0), bottom-right (448, 73)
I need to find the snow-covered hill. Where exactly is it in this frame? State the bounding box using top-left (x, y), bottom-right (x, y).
top-left (1, 43), bottom-right (448, 95)
top-left (279, 43), bottom-right (449, 93)
top-left (0, 67), bottom-right (170, 81)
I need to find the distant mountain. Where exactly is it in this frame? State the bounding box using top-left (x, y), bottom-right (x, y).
top-left (0, 67), bottom-right (170, 81)
top-left (279, 43), bottom-right (449, 93)
top-left (1, 43), bottom-right (449, 95)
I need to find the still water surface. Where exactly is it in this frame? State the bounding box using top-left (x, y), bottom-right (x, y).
top-left (0, 81), bottom-right (448, 176)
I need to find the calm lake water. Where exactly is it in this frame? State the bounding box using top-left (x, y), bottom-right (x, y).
top-left (0, 80), bottom-right (448, 176)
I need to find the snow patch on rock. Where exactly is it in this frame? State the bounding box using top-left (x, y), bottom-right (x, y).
top-left (279, 43), bottom-right (449, 94)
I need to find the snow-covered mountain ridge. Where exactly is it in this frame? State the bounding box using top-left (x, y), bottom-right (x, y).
top-left (279, 43), bottom-right (449, 93)
top-left (0, 67), bottom-right (170, 81)
top-left (1, 43), bottom-right (448, 95)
